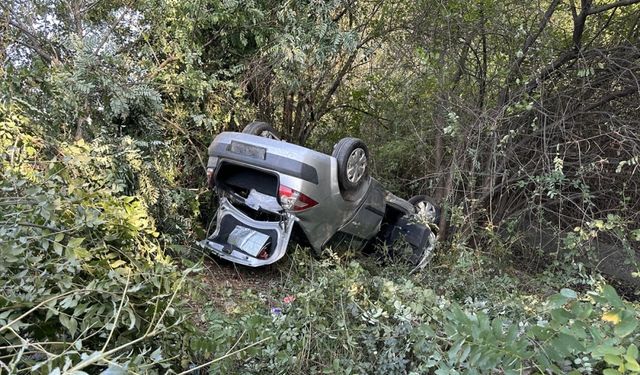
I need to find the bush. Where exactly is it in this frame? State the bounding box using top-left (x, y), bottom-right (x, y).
top-left (0, 103), bottom-right (197, 373)
top-left (195, 251), bottom-right (639, 374)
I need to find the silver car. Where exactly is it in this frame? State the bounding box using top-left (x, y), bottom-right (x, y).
top-left (200, 122), bottom-right (440, 267)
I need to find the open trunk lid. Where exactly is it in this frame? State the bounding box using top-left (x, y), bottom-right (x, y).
top-left (199, 196), bottom-right (295, 267)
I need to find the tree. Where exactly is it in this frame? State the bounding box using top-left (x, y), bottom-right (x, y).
top-left (239, 0), bottom-right (409, 144)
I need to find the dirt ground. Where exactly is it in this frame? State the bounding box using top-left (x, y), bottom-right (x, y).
top-left (186, 254), bottom-right (287, 328)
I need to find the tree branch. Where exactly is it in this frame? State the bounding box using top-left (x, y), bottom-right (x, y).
top-left (580, 86), bottom-right (638, 113)
top-left (518, 0), bottom-right (562, 68)
top-left (6, 19), bottom-right (54, 63)
top-left (571, 0), bottom-right (592, 50)
top-left (148, 55), bottom-right (178, 79)
top-left (587, 0), bottom-right (640, 15)
top-left (332, 0), bottom-right (355, 23)
top-left (93, 3), bottom-right (132, 56)
top-left (0, 221), bottom-right (61, 232)
top-left (524, 50), bottom-right (579, 94)
top-left (499, 0), bottom-right (562, 105)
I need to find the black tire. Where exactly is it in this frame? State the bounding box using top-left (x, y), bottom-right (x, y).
top-left (408, 195), bottom-right (441, 226)
top-left (332, 137), bottom-right (369, 193)
top-left (242, 121), bottom-right (280, 140)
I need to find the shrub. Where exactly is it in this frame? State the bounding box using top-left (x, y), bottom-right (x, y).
top-left (195, 251), bottom-right (639, 374)
top-left (0, 103), bottom-right (197, 373)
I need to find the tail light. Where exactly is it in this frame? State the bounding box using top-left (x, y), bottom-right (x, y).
top-left (278, 185), bottom-right (318, 211)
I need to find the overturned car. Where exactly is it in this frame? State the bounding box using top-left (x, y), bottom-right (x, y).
top-left (200, 122), bottom-right (441, 267)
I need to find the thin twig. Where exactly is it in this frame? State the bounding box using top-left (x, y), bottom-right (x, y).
top-left (63, 274), bottom-right (187, 374)
top-left (102, 269), bottom-right (131, 352)
top-left (0, 290), bottom-right (91, 334)
top-left (176, 337), bottom-right (272, 375)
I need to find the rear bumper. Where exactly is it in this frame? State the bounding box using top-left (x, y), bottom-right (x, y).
top-left (207, 132), bottom-right (324, 184)
top-left (199, 198), bottom-right (295, 267)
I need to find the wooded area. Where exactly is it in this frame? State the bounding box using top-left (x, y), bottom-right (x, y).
top-left (1, 0), bottom-right (639, 373)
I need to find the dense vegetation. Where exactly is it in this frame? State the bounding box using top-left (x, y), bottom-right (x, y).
top-left (1, 0), bottom-right (639, 373)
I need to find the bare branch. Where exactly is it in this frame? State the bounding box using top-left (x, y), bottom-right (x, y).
top-left (499, 0), bottom-right (562, 105)
top-left (580, 86), bottom-right (638, 113)
top-left (524, 50), bottom-right (579, 93)
top-left (93, 4), bottom-right (132, 56)
top-left (6, 19), bottom-right (54, 63)
top-left (518, 0), bottom-right (562, 68)
top-left (587, 0), bottom-right (640, 15)
top-left (572, 0), bottom-right (592, 49)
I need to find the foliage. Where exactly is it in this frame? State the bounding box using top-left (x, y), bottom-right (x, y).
top-left (0, 103), bottom-right (198, 373)
top-left (2, 0), bottom-right (640, 372)
top-left (331, 0), bottom-right (640, 253)
top-left (195, 252), bottom-right (639, 374)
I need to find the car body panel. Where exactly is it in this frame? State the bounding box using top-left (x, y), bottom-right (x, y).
top-left (199, 198), bottom-right (295, 267)
top-left (337, 181), bottom-right (385, 239)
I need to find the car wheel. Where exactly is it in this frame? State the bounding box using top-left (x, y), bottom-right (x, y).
top-left (242, 121), bottom-right (281, 140)
top-left (408, 195), bottom-right (441, 226)
top-left (332, 137), bottom-right (369, 193)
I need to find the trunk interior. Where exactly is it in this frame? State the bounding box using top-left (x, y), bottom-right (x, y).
top-left (216, 162), bottom-right (278, 198)
top-left (216, 162), bottom-right (283, 221)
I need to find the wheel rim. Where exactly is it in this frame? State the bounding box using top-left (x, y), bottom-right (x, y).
top-left (259, 130), bottom-right (279, 140)
top-left (346, 148), bottom-right (367, 183)
top-left (415, 200), bottom-right (437, 223)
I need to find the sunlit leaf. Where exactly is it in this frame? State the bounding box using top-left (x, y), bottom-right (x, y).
top-left (602, 312), bottom-right (621, 325)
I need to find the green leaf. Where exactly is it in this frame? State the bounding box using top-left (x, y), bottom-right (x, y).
top-left (553, 333), bottom-right (583, 354)
top-left (560, 288), bottom-right (577, 299)
top-left (593, 344), bottom-right (625, 357)
top-left (572, 302), bottom-right (593, 319)
top-left (53, 242), bottom-right (64, 255)
top-left (602, 285), bottom-right (623, 308)
top-left (67, 237), bottom-right (85, 248)
top-left (447, 339), bottom-right (465, 362)
top-left (627, 344), bottom-right (639, 360)
top-left (605, 354), bottom-right (624, 366)
top-left (59, 314), bottom-right (78, 337)
top-left (547, 293), bottom-right (570, 307)
top-left (59, 295), bottom-right (78, 309)
top-left (74, 247), bottom-right (91, 259)
top-left (627, 358), bottom-right (640, 372)
top-left (506, 325), bottom-right (518, 342)
top-left (150, 347), bottom-right (163, 362)
top-left (110, 260), bottom-right (127, 268)
top-left (602, 369), bottom-right (620, 375)
top-left (491, 318), bottom-right (503, 338)
top-left (614, 317), bottom-right (638, 338)
top-left (550, 307), bottom-right (572, 324)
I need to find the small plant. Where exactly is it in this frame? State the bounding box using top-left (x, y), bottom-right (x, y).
top-left (192, 249), bottom-right (639, 374)
top-left (0, 105), bottom-right (198, 373)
